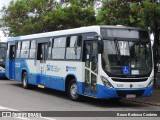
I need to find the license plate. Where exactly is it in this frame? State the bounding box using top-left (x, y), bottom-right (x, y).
top-left (126, 94), bottom-right (136, 98)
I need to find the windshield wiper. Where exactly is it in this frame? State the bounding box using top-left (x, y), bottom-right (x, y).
top-left (114, 38), bottom-right (121, 62)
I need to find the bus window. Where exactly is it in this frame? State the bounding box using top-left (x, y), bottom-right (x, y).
top-left (0, 47), bottom-right (6, 60)
top-left (16, 42), bottom-right (21, 58)
top-left (29, 40), bottom-right (36, 58)
top-left (37, 42), bottom-right (48, 61)
top-left (48, 38), bottom-right (52, 59)
top-left (9, 46), bottom-right (16, 59)
top-left (21, 41), bottom-right (30, 58)
top-left (91, 42), bottom-right (98, 73)
top-left (66, 36), bottom-right (82, 59)
top-left (6, 43), bottom-right (10, 59)
top-left (52, 37), bottom-right (66, 59)
top-left (0, 47), bottom-right (6, 67)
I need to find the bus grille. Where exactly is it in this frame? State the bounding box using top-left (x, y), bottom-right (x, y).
top-left (112, 78), bottom-right (148, 82)
top-left (116, 90), bottom-right (144, 97)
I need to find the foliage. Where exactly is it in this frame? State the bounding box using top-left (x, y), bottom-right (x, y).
top-left (2, 0), bottom-right (96, 36)
top-left (59, 0), bottom-right (95, 7)
top-left (130, 0), bottom-right (160, 36)
top-left (97, 0), bottom-right (134, 26)
top-left (97, 0), bottom-right (160, 84)
top-left (130, 0), bottom-right (160, 81)
top-left (97, 0), bottom-right (160, 41)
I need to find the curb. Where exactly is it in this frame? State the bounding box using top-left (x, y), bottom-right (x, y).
top-left (123, 85), bottom-right (160, 106)
top-left (123, 99), bottom-right (160, 106)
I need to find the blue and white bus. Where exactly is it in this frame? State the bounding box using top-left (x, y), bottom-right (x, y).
top-left (6, 26), bottom-right (153, 100)
top-left (0, 40), bottom-right (7, 78)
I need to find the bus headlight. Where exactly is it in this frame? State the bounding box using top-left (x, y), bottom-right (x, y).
top-left (101, 76), bottom-right (114, 88)
top-left (0, 66), bottom-right (5, 72)
top-left (147, 77), bottom-right (154, 87)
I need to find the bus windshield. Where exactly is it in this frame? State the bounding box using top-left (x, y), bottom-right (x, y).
top-left (0, 43), bottom-right (7, 67)
top-left (102, 39), bottom-right (152, 76)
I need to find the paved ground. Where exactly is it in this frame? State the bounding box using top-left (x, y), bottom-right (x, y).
top-left (0, 79), bottom-right (160, 119)
top-left (0, 79), bottom-right (159, 111)
top-left (127, 73), bottom-right (160, 106)
top-left (0, 79), bottom-right (160, 120)
top-left (125, 86), bottom-right (160, 106)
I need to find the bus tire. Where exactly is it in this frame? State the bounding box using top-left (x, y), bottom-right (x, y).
top-left (68, 79), bottom-right (81, 101)
top-left (22, 72), bottom-right (30, 89)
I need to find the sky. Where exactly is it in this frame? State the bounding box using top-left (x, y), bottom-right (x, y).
top-left (0, 0), bottom-right (11, 39)
top-left (0, 0), bottom-right (11, 18)
top-left (0, 0), bottom-right (11, 10)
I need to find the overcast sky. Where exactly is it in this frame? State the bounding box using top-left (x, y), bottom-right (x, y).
top-left (0, 0), bottom-right (11, 10)
top-left (0, 0), bottom-right (11, 18)
top-left (0, 0), bottom-right (11, 38)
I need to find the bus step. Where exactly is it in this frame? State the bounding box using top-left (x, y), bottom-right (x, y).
top-left (38, 85), bottom-right (45, 88)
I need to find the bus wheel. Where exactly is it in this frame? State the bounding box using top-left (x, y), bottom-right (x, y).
top-left (22, 72), bottom-right (29, 89)
top-left (68, 80), bottom-right (81, 101)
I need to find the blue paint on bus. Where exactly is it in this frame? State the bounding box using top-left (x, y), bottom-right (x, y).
top-left (0, 71), bottom-right (5, 77)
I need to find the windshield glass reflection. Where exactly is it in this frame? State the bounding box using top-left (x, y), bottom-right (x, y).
top-left (102, 40), bottom-right (152, 76)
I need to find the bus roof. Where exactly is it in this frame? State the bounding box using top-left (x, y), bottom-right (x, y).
top-left (7, 25), bottom-right (145, 41)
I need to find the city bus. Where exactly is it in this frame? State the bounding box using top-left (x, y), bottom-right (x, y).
top-left (0, 40), bottom-right (7, 78)
top-left (5, 25), bottom-right (153, 101)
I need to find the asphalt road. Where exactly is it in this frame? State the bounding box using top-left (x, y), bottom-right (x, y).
top-left (0, 79), bottom-right (159, 120)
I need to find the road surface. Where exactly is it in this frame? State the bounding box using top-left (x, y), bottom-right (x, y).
top-left (0, 79), bottom-right (159, 120)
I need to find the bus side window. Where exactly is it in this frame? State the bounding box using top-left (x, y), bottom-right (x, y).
top-left (37, 44), bottom-right (43, 60)
top-left (6, 43), bottom-right (10, 59)
top-left (48, 38), bottom-right (52, 59)
top-left (52, 37), bottom-right (66, 59)
top-left (16, 42), bottom-right (21, 58)
top-left (29, 40), bottom-right (36, 58)
top-left (10, 46), bottom-right (15, 59)
top-left (66, 36), bottom-right (82, 59)
top-left (20, 41), bottom-right (30, 58)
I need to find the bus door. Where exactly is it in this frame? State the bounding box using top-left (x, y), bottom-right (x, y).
top-left (37, 42), bottom-right (48, 86)
top-left (8, 45), bottom-right (16, 79)
top-left (84, 41), bottom-right (98, 96)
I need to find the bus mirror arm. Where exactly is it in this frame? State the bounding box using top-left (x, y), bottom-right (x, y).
top-left (98, 41), bottom-right (104, 54)
top-left (48, 41), bottom-right (51, 47)
top-left (95, 35), bottom-right (104, 54)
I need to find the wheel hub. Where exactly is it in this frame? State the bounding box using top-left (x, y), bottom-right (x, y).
top-left (70, 83), bottom-right (77, 98)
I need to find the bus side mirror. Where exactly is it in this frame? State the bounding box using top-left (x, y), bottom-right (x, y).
top-left (156, 64), bottom-right (159, 73)
top-left (48, 41), bottom-right (51, 47)
top-left (98, 41), bottom-right (103, 54)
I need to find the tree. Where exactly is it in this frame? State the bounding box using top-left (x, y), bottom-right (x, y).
top-left (97, 0), bottom-right (133, 26)
top-left (59, 0), bottom-right (97, 8)
top-left (97, 0), bottom-right (160, 85)
top-left (130, 0), bottom-right (160, 85)
top-left (1, 0), bottom-right (96, 36)
top-left (2, 0), bottom-right (58, 36)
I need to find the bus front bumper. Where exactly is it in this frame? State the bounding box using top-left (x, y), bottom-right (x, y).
top-left (97, 85), bottom-right (153, 99)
